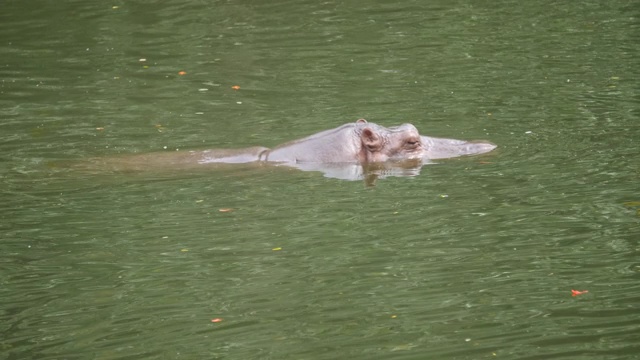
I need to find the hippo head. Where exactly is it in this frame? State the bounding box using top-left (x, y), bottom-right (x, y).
top-left (356, 119), bottom-right (425, 163)
top-left (356, 119), bottom-right (497, 163)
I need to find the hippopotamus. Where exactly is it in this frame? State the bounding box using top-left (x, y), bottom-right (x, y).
top-left (89, 119), bottom-right (496, 182)
top-left (197, 118), bottom-right (494, 163)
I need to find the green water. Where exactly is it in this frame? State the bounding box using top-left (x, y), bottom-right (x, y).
top-left (1, 0), bottom-right (639, 359)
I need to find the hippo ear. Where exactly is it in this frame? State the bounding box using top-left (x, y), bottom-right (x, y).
top-left (356, 118), bottom-right (367, 124)
top-left (361, 127), bottom-right (382, 151)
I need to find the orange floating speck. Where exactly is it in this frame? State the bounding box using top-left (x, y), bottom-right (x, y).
top-left (178, 71), bottom-right (187, 75)
top-left (571, 289), bottom-right (589, 297)
top-left (231, 85), bottom-right (240, 90)
top-left (211, 318), bottom-right (223, 323)
top-left (219, 208), bottom-right (234, 213)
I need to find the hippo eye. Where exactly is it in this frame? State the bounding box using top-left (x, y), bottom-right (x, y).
top-left (406, 140), bottom-right (419, 147)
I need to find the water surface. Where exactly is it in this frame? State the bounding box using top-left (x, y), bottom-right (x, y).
top-left (1, 0), bottom-right (639, 359)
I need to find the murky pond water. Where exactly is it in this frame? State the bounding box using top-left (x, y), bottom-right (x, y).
top-left (1, 1), bottom-right (639, 359)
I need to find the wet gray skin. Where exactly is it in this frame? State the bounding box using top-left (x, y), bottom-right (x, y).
top-left (85, 119), bottom-right (496, 181)
top-left (197, 119), bottom-right (496, 165)
top-left (419, 135), bottom-right (498, 160)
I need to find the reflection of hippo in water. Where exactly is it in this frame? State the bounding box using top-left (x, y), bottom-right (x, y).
top-left (91, 119), bottom-right (496, 182)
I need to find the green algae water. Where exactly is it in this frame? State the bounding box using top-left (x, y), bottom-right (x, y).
top-left (1, 0), bottom-right (639, 359)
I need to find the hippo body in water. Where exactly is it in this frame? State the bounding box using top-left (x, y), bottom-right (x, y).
top-left (199, 119), bottom-right (494, 164)
top-left (92, 119), bottom-right (496, 181)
